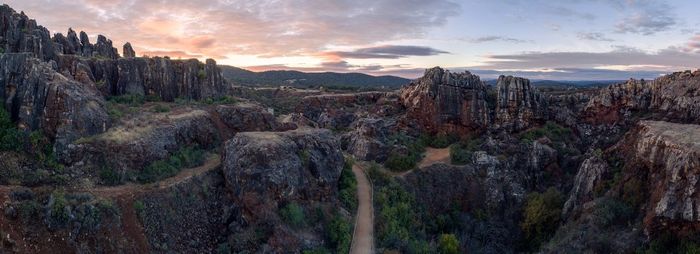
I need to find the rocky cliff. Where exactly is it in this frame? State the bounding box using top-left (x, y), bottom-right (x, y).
top-left (495, 75), bottom-right (547, 131)
top-left (618, 121), bottom-right (700, 235)
top-left (399, 67), bottom-right (490, 135)
top-left (584, 70), bottom-right (700, 124)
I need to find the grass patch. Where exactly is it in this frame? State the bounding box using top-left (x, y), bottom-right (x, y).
top-left (520, 121), bottom-right (572, 143)
top-left (107, 94), bottom-right (145, 106)
top-left (137, 146), bottom-right (206, 183)
top-left (152, 104), bottom-right (171, 113)
top-left (520, 187), bottom-right (564, 252)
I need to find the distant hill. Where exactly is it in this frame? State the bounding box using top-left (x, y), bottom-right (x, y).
top-left (221, 66), bottom-right (410, 89)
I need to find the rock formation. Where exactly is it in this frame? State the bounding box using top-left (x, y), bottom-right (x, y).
top-left (495, 75), bottom-right (547, 131)
top-left (122, 42), bottom-right (136, 58)
top-left (584, 70), bottom-right (700, 124)
top-left (0, 53), bottom-right (110, 154)
top-left (341, 118), bottom-right (390, 161)
top-left (222, 129), bottom-right (343, 203)
top-left (618, 120), bottom-right (700, 234)
top-left (562, 156), bottom-right (609, 217)
top-left (399, 67), bottom-right (490, 135)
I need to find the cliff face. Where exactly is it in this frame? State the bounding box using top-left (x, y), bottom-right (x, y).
top-left (55, 55), bottom-right (226, 101)
top-left (0, 53), bottom-right (110, 152)
top-left (495, 75), bottom-right (547, 131)
top-left (0, 5), bottom-right (57, 61)
top-left (399, 67), bottom-right (490, 135)
top-left (584, 70), bottom-right (700, 124)
top-left (619, 121), bottom-right (700, 235)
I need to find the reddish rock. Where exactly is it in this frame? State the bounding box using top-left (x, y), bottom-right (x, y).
top-left (399, 67), bottom-right (490, 135)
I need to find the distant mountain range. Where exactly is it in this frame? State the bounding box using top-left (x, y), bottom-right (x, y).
top-left (220, 66), bottom-right (411, 89)
top-left (484, 79), bottom-right (623, 88)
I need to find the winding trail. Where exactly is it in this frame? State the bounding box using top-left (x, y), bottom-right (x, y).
top-left (350, 162), bottom-right (374, 254)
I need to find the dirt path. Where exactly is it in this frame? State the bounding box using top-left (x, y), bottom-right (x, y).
top-left (350, 163), bottom-right (374, 254)
top-left (418, 147), bottom-right (451, 168)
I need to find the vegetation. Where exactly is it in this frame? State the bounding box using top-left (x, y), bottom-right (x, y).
top-left (640, 233), bottom-right (700, 254)
top-left (204, 96), bottom-right (238, 105)
top-left (198, 69), bottom-right (207, 79)
top-left (520, 187), bottom-right (564, 251)
top-left (384, 134), bottom-right (427, 172)
top-left (0, 108), bottom-right (24, 152)
top-left (220, 65), bottom-right (408, 89)
top-left (449, 137), bottom-right (483, 165)
top-left (152, 104), bottom-right (171, 113)
top-left (137, 146), bottom-right (206, 183)
top-left (47, 191), bottom-right (70, 229)
top-left (134, 200), bottom-right (145, 218)
top-left (438, 234), bottom-right (460, 254)
top-left (593, 197), bottom-right (633, 227)
top-left (338, 158), bottom-right (358, 211)
top-left (108, 94), bottom-right (146, 106)
top-left (99, 166), bottom-right (123, 185)
top-left (279, 202), bottom-right (305, 228)
top-left (520, 121), bottom-right (573, 143)
top-left (326, 213), bottom-right (352, 254)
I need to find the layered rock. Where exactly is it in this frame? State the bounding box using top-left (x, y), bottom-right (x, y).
top-left (619, 121), bottom-right (700, 234)
top-left (399, 67), bottom-right (490, 135)
top-left (584, 70), bottom-right (700, 124)
top-left (495, 75), bottom-right (547, 131)
top-left (0, 53), bottom-right (110, 153)
top-left (215, 103), bottom-right (280, 132)
top-left (55, 55), bottom-right (226, 101)
top-left (562, 156), bottom-right (609, 217)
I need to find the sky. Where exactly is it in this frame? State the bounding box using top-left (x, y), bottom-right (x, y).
top-left (5, 0), bottom-right (700, 80)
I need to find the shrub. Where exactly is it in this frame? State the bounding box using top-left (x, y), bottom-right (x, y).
top-left (107, 94), bottom-right (145, 106)
top-left (326, 213), bottom-right (352, 254)
top-left (520, 187), bottom-right (564, 251)
top-left (429, 135), bottom-right (455, 148)
top-left (622, 178), bottom-right (644, 209)
top-left (384, 152), bottom-right (417, 172)
top-left (593, 198), bottom-right (633, 227)
top-left (0, 109), bottom-right (26, 152)
top-left (17, 200), bottom-right (41, 222)
top-left (520, 121), bottom-right (572, 143)
top-left (138, 146), bottom-right (206, 183)
top-left (152, 104), bottom-right (170, 113)
top-left (133, 200), bottom-right (145, 218)
top-left (198, 69), bottom-right (207, 79)
top-left (48, 191), bottom-right (70, 229)
top-left (99, 166), bottom-right (122, 186)
top-left (280, 202), bottom-right (305, 228)
top-left (438, 234), bottom-right (460, 254)
top-left (449, 137), bottom-right (482, 165)
top-left (338, 159), bottom-right (358, 210)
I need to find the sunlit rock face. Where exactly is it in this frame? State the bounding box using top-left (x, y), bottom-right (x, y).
top-left (399, 67), bottom-right (490, 135)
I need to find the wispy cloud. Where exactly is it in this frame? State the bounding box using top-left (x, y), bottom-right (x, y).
top-left (323, 45), bottom-right (449, 59)
top-left (577, 32), bottom-right (613, 42)
top-left (613, 0), bottom-right (676, 35)
top-left (466, 36), bottom-right (530, 43)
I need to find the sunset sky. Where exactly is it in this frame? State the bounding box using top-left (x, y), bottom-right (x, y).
top-left (6, 0), bottom-right (700, 80)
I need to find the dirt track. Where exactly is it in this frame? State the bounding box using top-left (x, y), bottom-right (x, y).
top-left (350, 163), bottom-right (374, 254)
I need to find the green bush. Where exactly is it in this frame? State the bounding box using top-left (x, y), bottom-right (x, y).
top-left (0, 109), bottom-right (26, 152)
top-left (593, 198), bottom-right (633, 227)
top-left (326, 213), bottom-right (352, 254)
top-left (642, 233), bottom-right (700, 254)
top-left (138, 146), bottom-right (206, 183)
top-left (438, 234), bottom-right (460, 254)
top-left (338, 159), bottom-right (358, 210)
top-left (520, 187), bottom-right (564, 251)
top-left (384, 152), bottom-right (417, 172)
top-left (48, 191), bottom-right (70, 228)
top-left (99, 166), bottom-right (122, 186)
top-left (520, 121), bottom-right (572, 143)
top-left (152, 104), bottom-right (171, 113)
top-left (17, 200), bottom-right (41, 222)
top-left (429, 135), bottom-right (455, 148)
top-left (449, 137), bottom-right (482, 165)
top-left (198, 69), bottom-right (207, 79)
top-left (134, 200), bottom-right (145, 218)
top-left (280, 202), bottom-right (305, 228)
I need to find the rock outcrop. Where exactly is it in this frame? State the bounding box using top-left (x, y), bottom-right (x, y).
top-left (222, 129), bottom-right (343, 203)
top-left (584, 70), bottom-right (700, 124)
top-left (0, 53), bottom-right (110, 153)
top-left (0, 5), bottom-right (57, 61)
top-left (122, 42), bottom-right (135, 58)
top-left (399, 67), bottom-right (490, 135)
top-left (619, 121), bottom-right (700, 235)
top-left (495, 75), bottom-right (547, 131)
top-left (341, 118), bottom-right (390, 161)
top-left (215, 103), bottom-right (279, 132)
top-left (562, 156), bottom-right (609, 217)
top-left (55, 55), bottom-right (226, 101)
